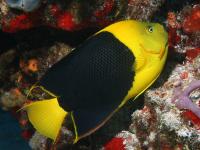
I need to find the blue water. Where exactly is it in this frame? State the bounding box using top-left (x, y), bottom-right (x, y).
top-left (0, 109), bottom-right (30, 150)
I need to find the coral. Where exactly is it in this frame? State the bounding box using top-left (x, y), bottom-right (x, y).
top-left (0, 88), bottom-right (26, 110)
top-left (102, 42), bottom-right (200, 150)
top-left (186, 48), bottom-right (200, 60)
top-left (20, 58), bottom-right (38, 73)
top-left (0, 0), bottom-right (116, 32)
top-left (56, 11), bottom-right (76, 31)
top-left (169, 3), bottom-right (200, 71)
top-left (103, 137), bottom-right (125, 150)
top-left (116, 131), bottom-right (141, 150)
top-left (5, 0), bottom-right (42, 12)
top-left (29, 132), bottom-right (47, 150)
top-left (0, 0), bottom-right (165, 33)
top-left (104, 73), bottom-right (200, 149)
top-left (182, 110), bottom-right (200, 129)
top-left (182, 5), bottom-right (200, 33)
top-left (2, 13), bottom-right (36, 32)
top-left (172, 80), bottom-right (200, 118)
top-left (126, 0), bottom-right (165, 21)
top-left (29, 127), bottom-right (75, 150)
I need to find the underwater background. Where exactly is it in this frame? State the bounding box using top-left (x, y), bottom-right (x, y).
top-left (0, 0), bottom-right (200, 149)
top-left (0, 109), bottom-right (30, 149)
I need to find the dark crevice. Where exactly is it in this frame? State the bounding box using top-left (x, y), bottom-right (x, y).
top-left (0, 26), bottom-right (99, 55)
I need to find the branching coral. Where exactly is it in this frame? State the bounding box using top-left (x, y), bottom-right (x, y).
top-left (172, 80), bottom-right (200, 118)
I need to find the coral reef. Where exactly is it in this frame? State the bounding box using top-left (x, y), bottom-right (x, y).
top-left (172, 80), bottom-right (200, 118)
top-left (0, 0), bottom-right (200, 150)
top-left (0, 0), bottom-right (165, 32)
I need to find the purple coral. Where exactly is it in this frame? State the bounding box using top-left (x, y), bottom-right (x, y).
top-left (172, 80), bottom-right (200, 118)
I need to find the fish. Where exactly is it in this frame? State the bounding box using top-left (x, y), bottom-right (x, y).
top-left (22, 20), bottom-right (168, 143)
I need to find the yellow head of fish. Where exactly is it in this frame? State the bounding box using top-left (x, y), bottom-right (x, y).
top-left (137, 22), bottom-right (168, 60)
top-left (101, 20), bottom-right (168, 103)
top-left (101, 20), bottom-right (168, 60)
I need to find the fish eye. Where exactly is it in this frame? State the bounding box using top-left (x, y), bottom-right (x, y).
top-left (147, 26), bottom-right (153, 33)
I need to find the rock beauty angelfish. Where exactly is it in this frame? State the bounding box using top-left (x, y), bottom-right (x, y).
top-left (22, 20), bottom-right (168, 143)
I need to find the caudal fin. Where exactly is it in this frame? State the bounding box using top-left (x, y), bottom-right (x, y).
top-left (22, 98), bottom-right (67, 141)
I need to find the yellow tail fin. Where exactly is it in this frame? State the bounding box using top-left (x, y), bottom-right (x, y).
top-left (23, 98), bottom-right (67, 141)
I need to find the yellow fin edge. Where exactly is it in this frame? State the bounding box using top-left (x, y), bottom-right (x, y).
top-left (71, 112), bottom-right (79, 143)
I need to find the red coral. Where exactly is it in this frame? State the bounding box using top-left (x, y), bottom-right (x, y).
top-left (182, 110), bottom-right (200, 129)
top-left (57, 12), bottom-right (76, 30)
top-left (186, 48), bottom-right (200, 60)
top-left (104, 137), bottom-right (125, 150)
top-left (2, 14), bottom-right (34, 32)
top-left (183, 5), bottom-right (200, 33)
top-left (168, 12), bottom-right (181, 29)
top-left (167, 12), bottom-right (182, 49)
top-left (168, 27), bottom-right (181, 49)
